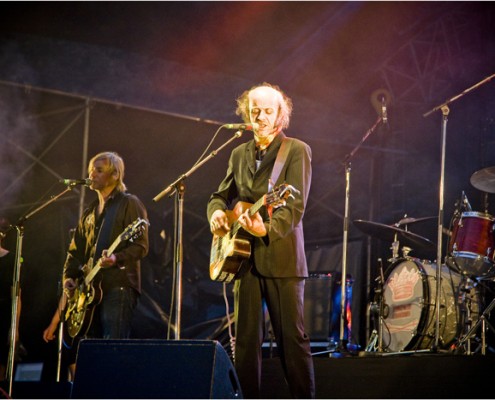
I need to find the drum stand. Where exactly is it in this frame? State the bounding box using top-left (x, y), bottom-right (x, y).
top-left (368, 258), bottom-right (387, 352)
top-left (456, 293), bottom-right (495, 355)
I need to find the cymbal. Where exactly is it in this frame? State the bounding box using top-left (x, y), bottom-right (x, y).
top-left (353, 219), bottom-right (436, 250)
top-left (395, 216), bottom-right (436, 226)
top-left (470, 166), bottom-right (495, 193)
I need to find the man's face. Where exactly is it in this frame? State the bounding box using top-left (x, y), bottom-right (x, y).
top-left (88, 159), bottom-right (117, 192)
top-left (249, 86), bottom-right (281, 143)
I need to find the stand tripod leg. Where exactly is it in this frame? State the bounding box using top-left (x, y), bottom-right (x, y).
top-left (365, 329), bottom-right (378, 352)
top-left (457, 296), bottom-right (495, 355)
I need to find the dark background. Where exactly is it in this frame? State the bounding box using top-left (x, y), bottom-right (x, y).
top-left (0, 1), bottom-right (494, 380)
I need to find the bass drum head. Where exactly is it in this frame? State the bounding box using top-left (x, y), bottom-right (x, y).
top-left (382, 258), bottom-right (465, 352)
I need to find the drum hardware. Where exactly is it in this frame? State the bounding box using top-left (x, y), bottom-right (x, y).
top-left (451, 277), bottom-right (479, 354)
top-left (461, 190), bottom-right (473, 212)
top-left (401, 246), bottom-right (412, 259)
top-left (455, 295), bottom-right (495, 355)
top-left (365, 258), bottom-right (388, 353)
top-left (390, 239), bottom-right (400, 261)
top-left (364, 329), bottom-right (379, 352)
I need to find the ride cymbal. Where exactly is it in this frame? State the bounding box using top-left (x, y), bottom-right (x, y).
top-left (470, 166), bottom-right (495, 193)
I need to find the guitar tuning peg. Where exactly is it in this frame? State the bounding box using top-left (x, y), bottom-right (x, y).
top-left (290, 186), bottom-right (300, 195)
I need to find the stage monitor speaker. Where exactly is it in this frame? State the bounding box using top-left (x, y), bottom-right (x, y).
top-left (304, 273), bottom-right (333, 341)
top-left (71, 339), bottom-right (242, 399)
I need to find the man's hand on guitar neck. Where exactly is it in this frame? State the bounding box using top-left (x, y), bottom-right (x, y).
top-left (100, 250), bottom-right (117, 267)
top-left (238, 210), bottom-right (267, 238)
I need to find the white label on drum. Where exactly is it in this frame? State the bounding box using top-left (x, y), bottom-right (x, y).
top-left (388, 267), bottom-right (420, 302)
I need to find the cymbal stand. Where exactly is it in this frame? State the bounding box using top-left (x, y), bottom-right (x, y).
top-left (340, 112), bottom-right (385, 352)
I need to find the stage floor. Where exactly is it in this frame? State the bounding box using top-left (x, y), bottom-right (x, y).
top-left (262, 352), bottom-right (495, 399)
top-left (2, 351), bottom-right (494, 398)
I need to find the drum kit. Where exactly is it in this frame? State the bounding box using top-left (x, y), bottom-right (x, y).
top-left (356, 166), bottom-right (495, 355)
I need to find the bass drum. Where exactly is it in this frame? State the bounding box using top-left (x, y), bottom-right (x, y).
top-left (382, 258), bottom-right (479, 352)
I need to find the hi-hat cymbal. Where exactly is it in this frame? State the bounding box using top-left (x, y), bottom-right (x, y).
top-left (470, 166), bottom-right (495, 193)
top-left (353, 219), bottom-right (436, 250)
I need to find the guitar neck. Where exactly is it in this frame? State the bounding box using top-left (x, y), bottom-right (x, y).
top-left (249, 195), bottom-right (266, 217)
top-left (84, 237), bottom-right (122, 285)
top-left (231, 195), bottom-right (266, 235)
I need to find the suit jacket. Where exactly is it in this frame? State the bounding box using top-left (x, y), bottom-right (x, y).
top-left (207, 132), bottom-right (312, 278)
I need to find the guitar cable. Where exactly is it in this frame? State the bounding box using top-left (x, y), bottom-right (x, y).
top-left (223, 282), bottom-right (236, 362)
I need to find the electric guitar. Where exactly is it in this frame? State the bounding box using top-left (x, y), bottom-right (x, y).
top-left (64, 217), bottom-right (148, 340)
top-left (209, 183), bottom-right (299, 283)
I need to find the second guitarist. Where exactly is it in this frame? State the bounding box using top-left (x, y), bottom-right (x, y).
top-left (43, 151), bottom-right (149, 380)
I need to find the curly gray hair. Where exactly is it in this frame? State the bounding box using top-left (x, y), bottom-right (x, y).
top-left (235, 82), bottom-right (293, 130)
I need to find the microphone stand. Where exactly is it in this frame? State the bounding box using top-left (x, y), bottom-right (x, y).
top-left (423, 72), bottom-right (495, 351)
top-left (338, 114), bottom-right (385, 353)
top-left (152, 130), bottom-right (244, 339)
top-left (6, 186), bottom-right (74, 397)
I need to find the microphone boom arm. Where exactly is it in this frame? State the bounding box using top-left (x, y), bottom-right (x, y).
top-left (153, 130), bottom-right (243, 202)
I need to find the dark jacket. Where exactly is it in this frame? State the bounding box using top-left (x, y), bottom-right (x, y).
top-left (207, 132), bottom-right (312, 278)
top-left (63, 190), bottom-right (149, 293)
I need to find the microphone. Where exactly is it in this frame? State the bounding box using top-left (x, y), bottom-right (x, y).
top-left (462, 191), bottom-right (472, 211)
top-left (59, 178), bottom-right (92, 186)
top-left (381, 96), bottom-right (388, 124)
top-left (222, 123), bottom-right (258, 131)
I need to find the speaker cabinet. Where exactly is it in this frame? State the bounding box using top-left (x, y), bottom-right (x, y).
top-left (71, 339), bottom-right (242, 399)
top-left (304, 273), bottom-right (333, 341)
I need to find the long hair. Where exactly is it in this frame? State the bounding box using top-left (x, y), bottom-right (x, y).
top-left (235, 82), bottom-right (293, 130)
top-left (88, 151), bottom-right (127, 192)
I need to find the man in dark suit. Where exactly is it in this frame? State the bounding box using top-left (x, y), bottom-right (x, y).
top-left (207, 83), bottom-right (315, 398)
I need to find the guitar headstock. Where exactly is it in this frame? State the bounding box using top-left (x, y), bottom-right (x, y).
top-left (265, 183), bottom-right (300, 209)
top-left (121, 218), bottom-right (149, 242)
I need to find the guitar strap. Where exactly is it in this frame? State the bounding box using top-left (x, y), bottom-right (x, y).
top-left (268, 137), bottom-right (292, 192)
top-left (94, 194), bottom-right (124, 263)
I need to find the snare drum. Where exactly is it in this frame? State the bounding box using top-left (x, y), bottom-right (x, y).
top-left (382, 258), bottom-right (479, 352)
top-left (448, 211), bottom-right (495, 278)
